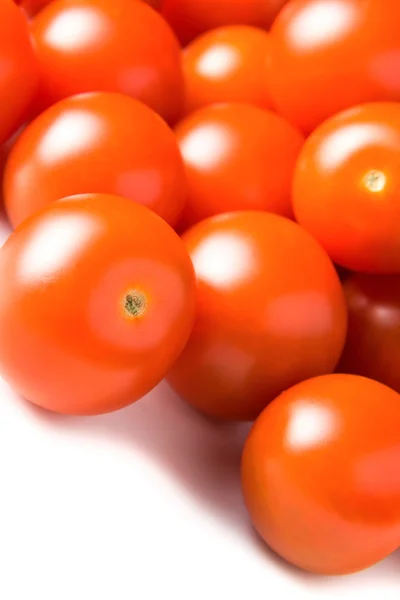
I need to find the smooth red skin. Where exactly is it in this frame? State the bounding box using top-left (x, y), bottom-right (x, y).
top-left (167, 212), bottom-right (347, 421)
top-left (176, 104), bottom-right (304, 230)
top-left (242, 374), bottom-right (400, 575)
top-left (4, 92), bottom-right (187, 229)
top-left (0, 0), bottom-right (38, 145)
top-left (31, 0), bottom-right (183, 123)
top-left (0, 193), bottom-right (196, 415)
top-left (183, 26), bottom-right (272, 115)
top-left (293, 102), bottom-right (400, 274)
top-left (338, 274), bottom-right (400, 393)
top-left (18, 0), bottom-right (160, 18)
top-left (162, 0), bottom-right (289, 46)
top-left (268, 0), bottom-right (400, 134)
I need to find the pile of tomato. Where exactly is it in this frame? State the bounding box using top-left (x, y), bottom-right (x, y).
top-left (1, 0), bottom-right (400, 579)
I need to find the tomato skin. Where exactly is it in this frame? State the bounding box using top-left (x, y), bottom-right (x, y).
top-left (167, 212), bottom-right (347, 421)
top-left (31, 0), bottom-right (183, 123)
top-left (268, 0), bottom-right (400, 134)
top-left (4, 92), bottom-right (186, 229)
top-left (242, 374), bottom-right (400, 575)
top-left (176, 104), bottom-right (304, 229)
top-left (18, 0), bottom-right (52, 17)
top-left (293, 102), bottom-right (400, 274)
top-left (0, 193), bottom-right (196, 415)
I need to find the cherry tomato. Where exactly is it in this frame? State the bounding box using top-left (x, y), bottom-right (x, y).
top-left (176, 104), bottom-right (304, 229)
top-left (31, 0), bottom-right (183, 123)
top-left (4, 92), bottom-right (187, 229)
top-left (0, 193), bottom-right (196, 415)
top-left (0, 0), bottom-right (38, 145)
top-left (293, 102), bottom-right (400, 273)
top-left (338, 274), bottom-right (400, 393)
top-left (162, 0), bottom-right (290, 46)
top-left (268, 0), bottom-right (400, 134)
top-left (242, 374), bottom-right (400, 574)
top-left (167, 212), bottom-right (347, 421)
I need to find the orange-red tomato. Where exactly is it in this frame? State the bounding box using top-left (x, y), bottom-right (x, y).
top-left (167, 212), bottom-right (347, 421)
top-left (176, 104), bottom-right (304, 229)
top-left (183, 26), bottom-right (272, 115)
top-left (339, 274), bottom-right (400, 393)
top-left (4, 92), bottom-right (187, 229)
top-left (293, 103), bottom-right (400, 273)
top-left (268, 0), bottom-right (400, 134)
top-left (0, 0), bottom-right (38, 145)
top-left (31, 0), bottom-right (183, 123)
top-left (242, 374), bottom-right (400, 574)
top-left (0, 193), bottom-right (196, 415)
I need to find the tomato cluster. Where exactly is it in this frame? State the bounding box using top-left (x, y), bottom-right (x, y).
top-left (2, 0), bottom-right (400, 580)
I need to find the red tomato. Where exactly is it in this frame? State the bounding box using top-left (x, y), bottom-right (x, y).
top-left (162, 0), bottom-right (290, 46)
top-left (176, 103), bottom-right (304, 229)
top-left (268, 0), bottom-right (400, 134)
top-left (242, 374), bottom-right (400, 574)
top-left (339, 274), bottom-right (400, 393)
top-left (167, 212), bottom-right (347, 421)
top-left (4, 92), bottom-right (187, 229)
top-left (31, 0), bottom-right (183, 123)
top-left (183, 26), bottom-right (272, 115)
top-left (293, 102), bottom-right (400, 273)
top-left (0, 0), bottom-right (38, 145)
top-left (0, 193), bottom-right (196, 415)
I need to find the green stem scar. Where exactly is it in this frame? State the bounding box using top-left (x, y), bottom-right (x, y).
top-left (124, 291), bottom-right (147, 318)
top-left (363, 170), bottom-right (386, 193)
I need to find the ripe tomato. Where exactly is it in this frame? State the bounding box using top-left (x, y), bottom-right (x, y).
top-left (176, 103), bottom-right (304, 229)
top-left (339, 274), bottom-right (400, 393)
top-left (162, 0), bottom-right (290, 46)
top-left (0, 193), bottom-right (196, 415)
top-left (167, 212), bottom-right (347, 421)
top-left (293, 102), bottom-right (400, 273)
top-left (268, 0), bottom-right (400, 134)
top-left (183, 26), bottom-right (272, 115)
top-left (242, 374), bottom-right (400, 574)
top-left (4, 92), bottom-right (187, 229)
top-left (31, 0), bottom-right (183, 123)
top-left (0, 0), bottom-right (38, 145)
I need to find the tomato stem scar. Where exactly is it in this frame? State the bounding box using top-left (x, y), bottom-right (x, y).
top-left (363, 170), bottom-right (386, 193)
top-left (124, 291), bottom-right (147, 318)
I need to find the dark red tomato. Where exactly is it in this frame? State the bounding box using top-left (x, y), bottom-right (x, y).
top-left (242, 374), bottom-right (400, 574)
top-left (4, 92), bottom-right (187, 229)
top-left (167, 211), bottom-right (347, 421)
top-left (31, 0), bottom-right (183, 123)
top-left (0, 193), bottom-right (196, 415)
top-left (339, 274), bottom-right (400, 393)
top-left (268, 0), bottom-right (400, 134)
top-left (293, 103), bottom-right (400, 273)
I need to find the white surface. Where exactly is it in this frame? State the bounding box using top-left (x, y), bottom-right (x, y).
top-left (0, 212), bottom-right (399, 599)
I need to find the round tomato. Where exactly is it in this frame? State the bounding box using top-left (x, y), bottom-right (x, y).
top-left (268, 0), bottom-right (400, 134)
top-left (339, 274), bottom-right (400, 393)
top-left (176, 103), bottom-right (304, 229)
top-left (31, 0), bottom-right (183, 123)
top-left (242, 374), bottom-right (400, 574)
top-left (167, 212), bottom-right (347, 421)
top-left (0, 193), bottom-right (196, 415)
top-left (0, 0), bottom-right (38, 145)
top-left (162, 0), bottom-right (289, 46)
top-left (4, 92), bottom-right (187, 229)
top-left (293, 102), bottom-right (400, 273)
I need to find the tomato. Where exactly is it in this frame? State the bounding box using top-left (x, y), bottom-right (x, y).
top-left (0, 193), bottom-right (196, 415)
top-left (0, 0), bottom-right (38, 145)
top-left (176, 104), bottom-right (304, 229)
top-left (17, 0), bottom-right (52, 17)
top-left (268, 0), bottom-right (400, 134)
top-left (162, 0), bottom-right (290, 46)
top-left (31, 0), bottom-right (183, 123)
top-left (4, 92), bottom-right (187, 229)
top-left (293, 102), bottom-right (400, 274)
top-left (338, 274), bottom-right (400, 393)
top-left (167, 211), bottom-right (347, 421)
top-left (241, 374), bottom-right (400, 574)
top-left (183, 26), bottom-right (272, 115)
